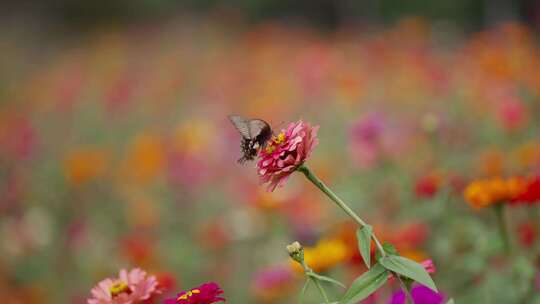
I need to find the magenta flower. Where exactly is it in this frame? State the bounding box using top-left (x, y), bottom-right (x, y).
top-left (164, 282), bottom-right (225, 304)
top-left (87, 268), bottom-right (160, 304)
top-left (388, 284), bottom-right (445, 304)
top-left (257, 120), bottom-right (319, 191)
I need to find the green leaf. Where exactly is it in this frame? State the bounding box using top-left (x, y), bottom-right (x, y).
top-left (308, 272), bottom-right (346, 288)
top-left (356, 225), bottom-right (373, 269)
top-left (340, 263), bottom-right (389, 304)
top-left (446, 299), bottom-right (455, 304)
top-left (376, 242), bottom-right (398, 261)
top-left (382, 243), bottom-right (398, 255)
top-left (379, 255), bottom-right (437, 292)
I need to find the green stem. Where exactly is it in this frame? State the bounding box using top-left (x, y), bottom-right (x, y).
top-left (494, 203), bottom-right (510, 254)
top-left (297, 164), bottom-right (386, 257)
top-left (300, 260), bottom-right (330, 304)
top-left (396, 276), bottom-right (414, 304)
top-left (312, 277), bottom-right (331, 304)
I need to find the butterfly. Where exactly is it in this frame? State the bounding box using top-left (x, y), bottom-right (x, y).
top-left (228, 115), bottom-right (273, 163)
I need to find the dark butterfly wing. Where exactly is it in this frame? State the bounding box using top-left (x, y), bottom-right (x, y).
top-left (248, 119), bottom-right (270, 139)
top-left (229, 115), bottom-right (273, 163)
top-left (228, 115), bottom-right (251, 139)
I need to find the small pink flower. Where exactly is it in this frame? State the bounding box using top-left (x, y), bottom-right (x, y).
top-left (421, 259), bottom-right (436, 274)
top-left (87, 268), bottom-right (160, 304)
top-left (164, 282), bottom-right (225, 304)
top-left (257, 120), bottom-right (319, 191)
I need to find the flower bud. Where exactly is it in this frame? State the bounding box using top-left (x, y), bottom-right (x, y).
top-left (286, 241), bottom-right (304, 264)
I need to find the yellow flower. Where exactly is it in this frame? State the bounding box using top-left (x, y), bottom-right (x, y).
top-left (290, 238), bottom-right (349, 273)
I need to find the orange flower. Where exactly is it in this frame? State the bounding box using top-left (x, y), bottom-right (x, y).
top-left (121, 133), bottom-right (164, 183)
top-left (478, 149), bottom-right (504, 177)
top-left (513, 142), bottom-right (540, 169)
top-left (63, 147), bottom-right (108, 186)
top-left (463, 176), bottom-right (527, 209)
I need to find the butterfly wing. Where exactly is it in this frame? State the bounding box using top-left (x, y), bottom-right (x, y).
top-left (248, 119), bottom-right (270, 139)
top-left (228, 115), bottom-right (251, 139)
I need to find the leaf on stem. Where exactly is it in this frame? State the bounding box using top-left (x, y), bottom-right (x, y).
top-left (356, 225), bottom-right (372, 269)
top-left (379, 255), bottom-right (437, 292)
top-left (375, 242), bottom-right (398, 261)
top-left (308, 272), bottom-right (346, 288)
top-left (339, 263), bottom-right (389, 304)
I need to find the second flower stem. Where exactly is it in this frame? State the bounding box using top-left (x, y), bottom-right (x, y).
top-left (297, 164), bottom-right (386, 258)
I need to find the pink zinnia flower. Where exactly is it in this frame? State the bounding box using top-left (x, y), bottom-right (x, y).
top-left (87, 268), bottom-right (160, 304)
top-left (164, 282), bottom-right (225, 304)
top-left (257, 120), bottom-right (319, 191)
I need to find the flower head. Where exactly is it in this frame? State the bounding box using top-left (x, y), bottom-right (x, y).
top-left (87, 268), bottom-right (160, 304)
top-left (257, 120), bottom-right (319, 191)
top-left (511, 176), bottom-right (540, 205)
top-left (388, 284), bottom-right (445, 304)
top-left (463, 177), bottom-right (527, 209)
top-left (414, 174), bottom-right (441, 199)
top-left (164, 282), bottom-right (225, 304)
top-left (286, 241), bottom-right (304, 264)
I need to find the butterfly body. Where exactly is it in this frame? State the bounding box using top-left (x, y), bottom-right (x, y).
top-left (228, 115), bottom-right (273, 163)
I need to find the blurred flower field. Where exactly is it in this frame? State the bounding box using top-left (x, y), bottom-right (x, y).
top-left (2, 18), bottom-right (540, 303)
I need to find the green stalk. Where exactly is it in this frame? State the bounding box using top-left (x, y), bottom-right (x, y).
top-left (313, 277), bottom-right (331, 304)
top-left (300, 259), bottom-right (331, 304)
top-left (494, 203), bottom-right (510, 254)
top-left (297, 164), bottom-right (386, 258)
top-left (396, 275), bottom-right (414, 304)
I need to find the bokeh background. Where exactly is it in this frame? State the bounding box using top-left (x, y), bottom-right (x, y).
top-left (2, 0), bottom-right (540, 303)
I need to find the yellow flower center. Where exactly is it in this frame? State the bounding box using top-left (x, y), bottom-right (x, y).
top-left (275, 132), bottom-right (286, 144)
top-left (177, 288), bottom-right (201, 300)
top-left (110, 281), bottom-right (130, 297)
top-left (265, 133), bottom-right (286, 154)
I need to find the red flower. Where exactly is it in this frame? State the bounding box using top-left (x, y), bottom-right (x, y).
top-left (414, 175), bottom-right (440, 199)
top-left (164, 282), bottom-right (225, 304)
top-left (511, 176), bottom-right (540, 205)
